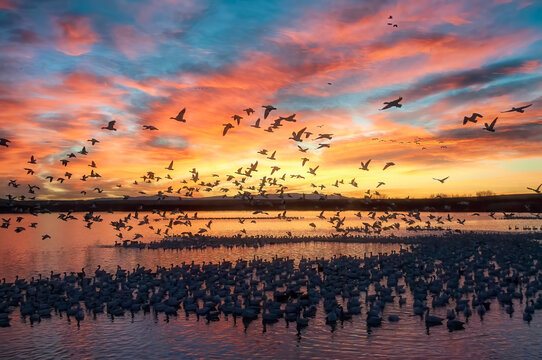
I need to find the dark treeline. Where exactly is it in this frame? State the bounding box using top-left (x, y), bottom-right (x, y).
top-left (0, 193), bottom-right (541, 213)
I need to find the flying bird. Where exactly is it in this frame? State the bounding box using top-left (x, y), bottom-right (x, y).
top-left (308, 165), bottom-right (319, 175)
top-left (359, 159), bottom-right (371, 171)
top-left (165, 161), bottom-right (174, 171)
top-left (501, 104), bottom-right (532, 113)
top-left (262, 105), bottom-right (277, 119)
top-left (380, 97), bottom-right (403, 110)
top-left (102, 120), bottom-right (117, 131)
top-left (0, 138), bottom-right (10, 147)
top-left (244, 108), bottom-right (255, 116)
top-left (433, 176), bottom-right (449, 183)
top-left (280, 114), bottom-right (297, 122)
top-left (526, 184), bottom-right (541, 194)
top-left (250, 118), bottom-right (261, 128)
top-left (289, 127), bottom-right (307, 142)
top-left (222, 123), bottom-right (234, 136)
top-left (142, 125), bottom-right (159, 130)
top-left (267, 151), bottom-right (276, 160)
top-left (383, 162), bottom-right (395, 171)
top-left (170, 108), bottom-right (186, 122)
top-left (87, 138), bottom-right (99, 145)
top-left (298, 145), bottom-right (308, 153)
top-left (483, 117), bottom-right (497, 132)
top-left (463, 113), bottom-right (483, 125)
top-left (301, 158), bottom-right (309, 166)
top-left (232, 115), bottom-right (243, 125)
top-left (28, 155), bottom-right (37, 164)
top-left (41, 234), bottom-right (51, 240)
top-left (316, 133), bottom-right (333, 140)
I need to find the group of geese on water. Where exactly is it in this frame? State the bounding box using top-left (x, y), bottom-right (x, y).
top-left (1, 234), bottom-right (541, 334)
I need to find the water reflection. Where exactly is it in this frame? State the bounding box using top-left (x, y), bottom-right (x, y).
top-left (0, 211), bottom-right (541, 359)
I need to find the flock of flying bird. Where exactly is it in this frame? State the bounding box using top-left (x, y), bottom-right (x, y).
top-left (0, 36), bottom-right (538, 243)
top-left (462, 104), bottom-right (532, 132)
top-left (0, 96), bottom-right (539, 241)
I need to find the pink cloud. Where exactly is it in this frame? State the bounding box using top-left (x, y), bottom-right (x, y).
top-left (54, 16), bottom-right (99, 56)
top-left (444, 15), bottom-right (471, 26)
top-left (113, 25), bottom-right (156, 59)
top-left (0, 0), bottom-right (15, 9)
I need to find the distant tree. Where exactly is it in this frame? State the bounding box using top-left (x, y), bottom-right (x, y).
top-left (476, 190), bottom-right (496, 197)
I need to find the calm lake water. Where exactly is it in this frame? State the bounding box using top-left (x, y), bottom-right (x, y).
top-left (1, 211), bottom-right (541, 359)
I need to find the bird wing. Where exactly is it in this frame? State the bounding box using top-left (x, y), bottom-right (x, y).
top-left (521, 104), bottom-right (532, 110)
top-left (490, 117), bottom-right (497, 127)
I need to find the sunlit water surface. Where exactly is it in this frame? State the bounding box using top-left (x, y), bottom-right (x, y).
top-left (1, 211), bottom-right (541, 359)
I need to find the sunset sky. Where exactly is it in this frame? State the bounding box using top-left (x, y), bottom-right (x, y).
top-left (0, 0), bottom-right (541, 200)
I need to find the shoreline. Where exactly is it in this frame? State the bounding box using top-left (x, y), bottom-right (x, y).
top-left (1, 193), bottom-right (541, 213)
top-left (101, 231), bottom-right (542, 250)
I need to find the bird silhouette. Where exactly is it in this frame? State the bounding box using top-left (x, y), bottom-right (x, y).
top-left (526, 184), bottom-right (541, 194)
top-left (170, 108), bottom-right (186, 122)
top-left (383, 162), bottom-right (395, 170)
top-left (222, 123), bottom-right (234, 136)
top-left (280, 114), bottom-right (297, 122)
top-left (165, 161), bottom-right (174, 171)
top-left (87, 138), bottom-right (99, 145)
top-left (28, 155), bottom-right (37, 164)
top-left (463, 113), bottom-right (483, 125)
top-left (244, 108), bottom-right (255, 116)
top-left (380, 97), bottom-right (403, 110)
top-left (0, 138), bottom-right (10, 147)
top-left (308, 165), bottom-right (319, 175)
top-left (359, 159), bottom-right (371, 171)
top-left (267, 151), bottom-right (276, 160)
top-left (262, 105), bottom-right (276, 119)
top-left (289, 127), bottom-right (307, 142)
top-left (232, 115), bottom-right (243, 125)
top-left (501, 104), bottom-right (532, 113)
top-left (483, 117), bottom-right (497, 132)
top-left (250, 118), bottom-right (261, 128)
top-left (102, 120), bottom-right (117, 131)
top-left (142, 125), bottom-right (159, 130)
top-left (433, 176), bottom-right (449, 183)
